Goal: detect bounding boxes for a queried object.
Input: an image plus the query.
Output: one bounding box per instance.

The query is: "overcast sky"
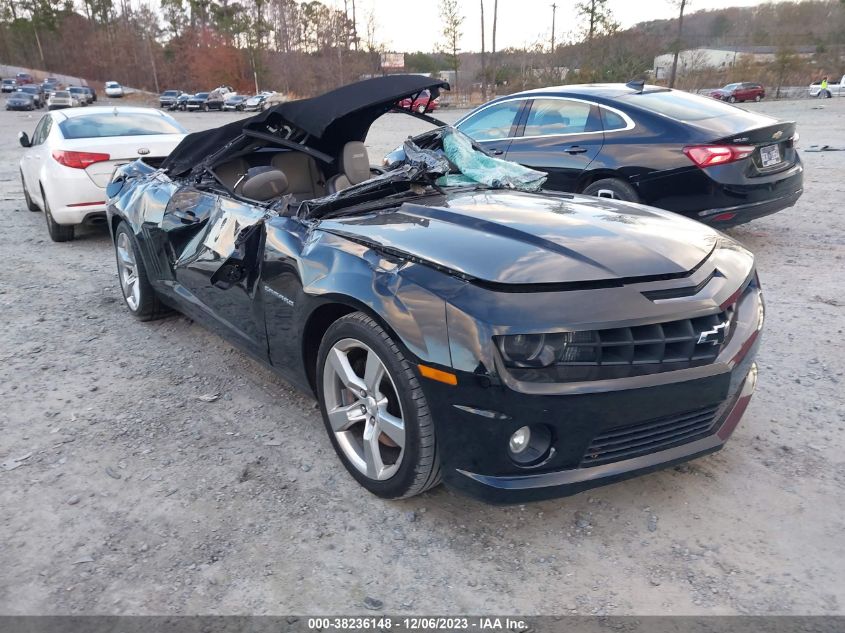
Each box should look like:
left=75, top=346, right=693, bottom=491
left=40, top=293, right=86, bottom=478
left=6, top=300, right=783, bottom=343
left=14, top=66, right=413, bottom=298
left=358, top=0, right=784, bottom=52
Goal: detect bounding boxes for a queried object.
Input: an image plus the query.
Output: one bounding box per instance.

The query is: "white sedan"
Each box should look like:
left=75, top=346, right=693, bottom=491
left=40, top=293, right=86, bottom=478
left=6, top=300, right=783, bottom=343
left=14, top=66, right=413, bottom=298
left=18, top=106, right=187, bottom=242
left=104, top=81, right=124, bottom=98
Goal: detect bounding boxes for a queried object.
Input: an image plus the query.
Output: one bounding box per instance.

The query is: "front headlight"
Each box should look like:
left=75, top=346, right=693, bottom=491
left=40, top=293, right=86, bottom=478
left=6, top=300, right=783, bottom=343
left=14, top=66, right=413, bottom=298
left=496, top=331, right=599, bottom=368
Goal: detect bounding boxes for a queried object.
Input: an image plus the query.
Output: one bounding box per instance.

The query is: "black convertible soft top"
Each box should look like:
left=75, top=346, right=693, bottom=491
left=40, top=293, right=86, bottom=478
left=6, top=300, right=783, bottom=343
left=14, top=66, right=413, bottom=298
left=162, top=75, right=449, bottom=177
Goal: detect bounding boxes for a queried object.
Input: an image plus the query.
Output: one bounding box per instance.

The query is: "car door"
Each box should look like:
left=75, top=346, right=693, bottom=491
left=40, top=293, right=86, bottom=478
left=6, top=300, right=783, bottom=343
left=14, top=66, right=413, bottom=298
left=21, top=114, right=52, bottom=204
left=504, top=97, right=605, bottom=192
left=454, top=98, right=528, bottom=157
left=161, top=186, right=269, bottom=358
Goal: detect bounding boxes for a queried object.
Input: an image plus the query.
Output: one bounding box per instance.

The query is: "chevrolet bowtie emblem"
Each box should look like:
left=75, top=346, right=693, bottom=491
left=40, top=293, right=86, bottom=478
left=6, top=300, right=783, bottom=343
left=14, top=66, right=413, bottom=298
left=772, top=130, right=783, bottom=140
left=698, top=321, right=730, bottom=346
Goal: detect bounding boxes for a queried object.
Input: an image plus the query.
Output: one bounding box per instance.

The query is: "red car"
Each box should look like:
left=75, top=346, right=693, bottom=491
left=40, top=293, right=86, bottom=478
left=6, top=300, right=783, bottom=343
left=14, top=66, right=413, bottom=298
left=15, top=72, right=34, bottom=85
left=710, top=82, right=765, bottom=103
left=398, top=89, right=439, bottom=114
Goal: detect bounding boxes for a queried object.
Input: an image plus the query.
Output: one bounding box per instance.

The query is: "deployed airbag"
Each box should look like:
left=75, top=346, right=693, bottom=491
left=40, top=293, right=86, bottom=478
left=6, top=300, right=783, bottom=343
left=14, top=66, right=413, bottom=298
left=437, top=127, right=547, bottom=191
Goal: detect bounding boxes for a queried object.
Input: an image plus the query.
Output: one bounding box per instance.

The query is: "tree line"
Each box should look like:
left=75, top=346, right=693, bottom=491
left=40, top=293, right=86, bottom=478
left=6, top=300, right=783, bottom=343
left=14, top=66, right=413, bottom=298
left=0, top=0, right=843, bottom=98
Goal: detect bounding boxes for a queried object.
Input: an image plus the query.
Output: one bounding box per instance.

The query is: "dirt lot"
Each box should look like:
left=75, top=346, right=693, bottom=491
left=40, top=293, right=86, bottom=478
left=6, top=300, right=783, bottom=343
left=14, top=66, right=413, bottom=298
left=0, top=99, right=843, bottom=616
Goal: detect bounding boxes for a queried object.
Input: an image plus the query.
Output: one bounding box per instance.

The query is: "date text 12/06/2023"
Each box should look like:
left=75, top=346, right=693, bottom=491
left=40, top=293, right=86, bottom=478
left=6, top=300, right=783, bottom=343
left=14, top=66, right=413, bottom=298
left=306, top=616, right=529, bottom=631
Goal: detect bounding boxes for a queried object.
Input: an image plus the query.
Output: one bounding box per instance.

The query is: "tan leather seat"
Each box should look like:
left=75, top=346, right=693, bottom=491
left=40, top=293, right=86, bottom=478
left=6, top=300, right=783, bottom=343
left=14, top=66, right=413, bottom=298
left=270, top=152, right=326, bottom=200
left=327, top=142, right=371, bottom=193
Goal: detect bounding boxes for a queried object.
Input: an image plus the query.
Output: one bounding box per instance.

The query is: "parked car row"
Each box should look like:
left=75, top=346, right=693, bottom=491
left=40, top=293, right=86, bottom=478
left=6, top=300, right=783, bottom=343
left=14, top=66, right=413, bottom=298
left=159, top=88, right=283, bottom=112
left=3, top=75, right=102, bottom=111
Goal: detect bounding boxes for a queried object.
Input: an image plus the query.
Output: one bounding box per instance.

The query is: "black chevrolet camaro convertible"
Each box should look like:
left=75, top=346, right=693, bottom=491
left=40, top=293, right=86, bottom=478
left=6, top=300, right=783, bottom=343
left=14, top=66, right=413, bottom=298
left=106, top=76, right=764, bottom=503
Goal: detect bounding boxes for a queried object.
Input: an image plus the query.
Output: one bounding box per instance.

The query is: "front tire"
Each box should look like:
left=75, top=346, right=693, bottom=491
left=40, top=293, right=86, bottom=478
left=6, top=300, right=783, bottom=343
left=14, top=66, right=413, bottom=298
left=41, top=186, right=74, bottom=242
left=728, top=96, right=737, bottom=103
left=582, top=178, right=640, bottom=203
left=114, top=222, right=168, bottom=321
left=416, top=104, right=427, bottom=114
left=754, top=95, right=762, bottom=102
left=316, top=312, right=441, bottom=499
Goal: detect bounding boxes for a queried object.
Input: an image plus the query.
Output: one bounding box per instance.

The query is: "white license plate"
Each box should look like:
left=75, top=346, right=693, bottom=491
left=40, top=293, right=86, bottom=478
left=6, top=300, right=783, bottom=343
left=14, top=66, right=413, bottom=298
left=760, top=144, right=782, bottom=167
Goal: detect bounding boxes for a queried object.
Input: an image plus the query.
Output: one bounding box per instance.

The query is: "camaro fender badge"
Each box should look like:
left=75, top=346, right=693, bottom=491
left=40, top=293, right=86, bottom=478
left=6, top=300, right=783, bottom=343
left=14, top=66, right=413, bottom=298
left=697, top=321, right=730, bottom=346
left=772, top=130, right=783, bottom=140
left=137, top=147, right=150, bottom=155
left=263, top=285, right=295, bottom=307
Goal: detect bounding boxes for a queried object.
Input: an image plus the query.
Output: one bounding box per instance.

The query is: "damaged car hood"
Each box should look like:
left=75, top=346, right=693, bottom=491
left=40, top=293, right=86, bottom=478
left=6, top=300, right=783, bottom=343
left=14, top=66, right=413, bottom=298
left=319, top=190, right=719, bottom=287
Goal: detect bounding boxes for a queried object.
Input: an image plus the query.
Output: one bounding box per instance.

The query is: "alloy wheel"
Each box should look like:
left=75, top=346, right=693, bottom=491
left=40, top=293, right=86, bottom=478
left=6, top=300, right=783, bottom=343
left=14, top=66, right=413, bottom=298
left=116, top=232, right=141, bottom=310
left=322, top=338, right=406, bottom=481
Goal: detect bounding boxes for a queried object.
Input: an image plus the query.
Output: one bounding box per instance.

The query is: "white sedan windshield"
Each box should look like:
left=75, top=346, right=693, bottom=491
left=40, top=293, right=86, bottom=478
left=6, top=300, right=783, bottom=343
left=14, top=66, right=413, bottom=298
left=59, top=113, right=187, bottom=139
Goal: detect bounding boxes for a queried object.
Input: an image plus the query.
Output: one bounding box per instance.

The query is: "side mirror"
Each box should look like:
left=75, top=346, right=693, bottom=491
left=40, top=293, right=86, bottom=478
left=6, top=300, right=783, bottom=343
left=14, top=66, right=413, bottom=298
left=18, top=131, right=30, bottom=148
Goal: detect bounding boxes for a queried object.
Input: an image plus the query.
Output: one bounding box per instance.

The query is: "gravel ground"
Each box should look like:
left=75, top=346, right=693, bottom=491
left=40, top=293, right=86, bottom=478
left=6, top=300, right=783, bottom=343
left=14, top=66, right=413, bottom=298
left=0, top=99, right=843, bottom=616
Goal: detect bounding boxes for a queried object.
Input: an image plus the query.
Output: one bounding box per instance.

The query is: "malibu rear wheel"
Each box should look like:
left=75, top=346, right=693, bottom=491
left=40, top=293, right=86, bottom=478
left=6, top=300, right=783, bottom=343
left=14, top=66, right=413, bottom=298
left=317, top=312, right=440, bottom=499
left=583, top=178, right=639, bottom=203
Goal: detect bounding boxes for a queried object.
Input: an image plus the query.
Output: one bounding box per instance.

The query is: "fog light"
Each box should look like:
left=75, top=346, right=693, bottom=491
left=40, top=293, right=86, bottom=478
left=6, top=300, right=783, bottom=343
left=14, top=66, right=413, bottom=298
left=507, top=424, right=553, bottom=466
left=509, top=426, right=531, bottom=454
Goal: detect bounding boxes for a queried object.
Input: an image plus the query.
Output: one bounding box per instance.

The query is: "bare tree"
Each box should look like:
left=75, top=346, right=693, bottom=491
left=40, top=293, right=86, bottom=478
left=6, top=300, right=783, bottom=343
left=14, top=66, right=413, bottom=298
left=575, top=0, right=616, bottom=42
left=439, top=0, right=463, bottom=93
left=668, top=0, right=689, bottom=88
left=773, top=46, right=800, bottom=98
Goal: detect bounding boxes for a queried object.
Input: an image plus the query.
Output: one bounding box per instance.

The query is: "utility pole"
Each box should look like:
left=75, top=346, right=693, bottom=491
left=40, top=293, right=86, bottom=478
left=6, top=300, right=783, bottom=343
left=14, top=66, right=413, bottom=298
left=668, top=0, right=687, bottom=88
left=480, top=0, right=487, bottom=101
left=146, top=36, right=160, bottom=94
left=351, top=0, right=358, bottom=50
left=491, top=0, right=497, bottom=95
left=551, top=3, right=557, bottom=54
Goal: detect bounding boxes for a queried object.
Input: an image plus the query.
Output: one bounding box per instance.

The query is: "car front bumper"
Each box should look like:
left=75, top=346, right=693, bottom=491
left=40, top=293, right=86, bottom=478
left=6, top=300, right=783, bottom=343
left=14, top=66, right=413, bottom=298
left=424, top=354, right=758, bottom=503
left=453, top=363, right=756, bottom=503
left=418, top=282, right=763, bottom=503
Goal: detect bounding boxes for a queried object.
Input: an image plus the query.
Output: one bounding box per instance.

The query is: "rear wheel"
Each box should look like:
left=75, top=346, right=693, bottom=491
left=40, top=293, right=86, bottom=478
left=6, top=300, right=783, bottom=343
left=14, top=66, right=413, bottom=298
left=317, top=312, right=440, bottom=499
left=416, top=103, right=427, bottom=114
left=114, top=222, right=168, bottom=320
left=21, top=170, right=38, bottom=212
left=582, top=178, right=639, bottom=203
left=41, top=186, right=74, bottom=242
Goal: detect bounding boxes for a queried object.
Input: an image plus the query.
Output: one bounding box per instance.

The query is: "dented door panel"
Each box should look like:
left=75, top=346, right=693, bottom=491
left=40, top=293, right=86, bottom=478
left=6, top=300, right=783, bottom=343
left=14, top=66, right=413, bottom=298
left=261, top=217, right=452, bottom=392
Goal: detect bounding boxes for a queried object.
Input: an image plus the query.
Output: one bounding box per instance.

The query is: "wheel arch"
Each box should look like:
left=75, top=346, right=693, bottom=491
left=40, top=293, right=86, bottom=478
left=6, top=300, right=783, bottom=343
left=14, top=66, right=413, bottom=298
left=576, top=168, right=632, bottom=193
left=300, top=295, right=429, bottom=397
